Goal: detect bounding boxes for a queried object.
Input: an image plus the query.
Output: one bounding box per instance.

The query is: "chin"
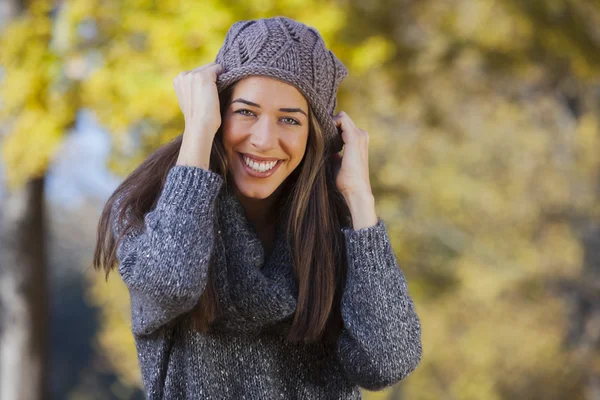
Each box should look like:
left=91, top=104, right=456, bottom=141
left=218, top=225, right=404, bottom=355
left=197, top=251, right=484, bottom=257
left=233, top=179, right=281, bottom=200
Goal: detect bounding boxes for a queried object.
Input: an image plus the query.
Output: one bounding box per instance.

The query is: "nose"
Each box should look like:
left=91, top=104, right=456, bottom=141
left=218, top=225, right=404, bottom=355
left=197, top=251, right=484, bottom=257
left=249, top=116, right=278, bottom=152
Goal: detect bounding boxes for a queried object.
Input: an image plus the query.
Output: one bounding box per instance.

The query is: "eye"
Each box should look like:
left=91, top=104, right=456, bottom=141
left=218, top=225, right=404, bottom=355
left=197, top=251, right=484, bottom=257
left=282, top=117, right=300, bottom=125
left=235, top=109, right=255, bottom=116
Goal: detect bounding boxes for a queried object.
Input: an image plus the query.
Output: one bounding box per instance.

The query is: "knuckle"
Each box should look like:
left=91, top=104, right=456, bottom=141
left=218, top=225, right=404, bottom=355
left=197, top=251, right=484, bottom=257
left=196, top=71, right=209, bottom=81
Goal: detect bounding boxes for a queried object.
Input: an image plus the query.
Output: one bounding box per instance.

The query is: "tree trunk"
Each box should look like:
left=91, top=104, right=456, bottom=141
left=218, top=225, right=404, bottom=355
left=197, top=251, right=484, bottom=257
left=0, top=3, right=48, bottom=400
left=0, top=177, right=49, bottom=400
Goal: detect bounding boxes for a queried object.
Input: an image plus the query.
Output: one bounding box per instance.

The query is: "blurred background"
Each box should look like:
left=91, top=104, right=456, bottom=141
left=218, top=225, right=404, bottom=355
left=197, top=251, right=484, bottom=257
left=1, top=0, right=599, bottom=399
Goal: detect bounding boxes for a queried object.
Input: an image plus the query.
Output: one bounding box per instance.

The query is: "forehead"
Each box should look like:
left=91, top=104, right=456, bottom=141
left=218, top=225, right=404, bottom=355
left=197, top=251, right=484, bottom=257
left=231, top=76, right=308, bottom=107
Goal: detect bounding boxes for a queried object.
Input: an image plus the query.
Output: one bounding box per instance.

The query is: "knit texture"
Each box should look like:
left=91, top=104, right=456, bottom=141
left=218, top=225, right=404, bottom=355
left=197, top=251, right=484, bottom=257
left=114, top=166, right=422, bottom=399
left=215, top=16, right=348, bottom=155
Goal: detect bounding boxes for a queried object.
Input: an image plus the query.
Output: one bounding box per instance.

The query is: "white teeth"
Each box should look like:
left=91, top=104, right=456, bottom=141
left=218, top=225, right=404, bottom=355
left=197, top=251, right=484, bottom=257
left=243, top=155, right=278, bottom=172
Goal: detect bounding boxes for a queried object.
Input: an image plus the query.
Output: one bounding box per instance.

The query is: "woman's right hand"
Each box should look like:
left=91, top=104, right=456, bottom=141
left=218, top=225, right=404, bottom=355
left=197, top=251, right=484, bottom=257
left=173, top=62, right=223, bottom=169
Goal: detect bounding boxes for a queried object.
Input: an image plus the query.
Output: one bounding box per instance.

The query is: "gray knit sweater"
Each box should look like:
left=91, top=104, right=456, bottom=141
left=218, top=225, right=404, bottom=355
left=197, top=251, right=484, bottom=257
left=113, top=165, right=422, bottom=399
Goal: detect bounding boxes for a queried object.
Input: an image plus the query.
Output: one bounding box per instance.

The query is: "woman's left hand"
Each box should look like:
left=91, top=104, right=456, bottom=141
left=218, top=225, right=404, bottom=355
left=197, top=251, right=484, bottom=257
left=332, top=111, right=373, bottom=199
left=332, top=112, right=378, bottom=229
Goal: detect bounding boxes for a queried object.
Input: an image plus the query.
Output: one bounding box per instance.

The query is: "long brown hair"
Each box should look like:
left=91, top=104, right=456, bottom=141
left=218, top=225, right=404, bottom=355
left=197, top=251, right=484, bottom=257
left=92, top=82, right=351, bottom=344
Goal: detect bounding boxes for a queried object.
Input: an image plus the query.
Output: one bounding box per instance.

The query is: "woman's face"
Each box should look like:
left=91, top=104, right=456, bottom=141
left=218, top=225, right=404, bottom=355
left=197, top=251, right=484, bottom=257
left=221, top=76, right=310, bottom=200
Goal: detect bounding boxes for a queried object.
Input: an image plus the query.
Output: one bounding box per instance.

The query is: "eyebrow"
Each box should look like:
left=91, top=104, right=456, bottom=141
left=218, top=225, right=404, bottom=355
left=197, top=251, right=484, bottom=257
left=231, top=98, right=308, bottom=117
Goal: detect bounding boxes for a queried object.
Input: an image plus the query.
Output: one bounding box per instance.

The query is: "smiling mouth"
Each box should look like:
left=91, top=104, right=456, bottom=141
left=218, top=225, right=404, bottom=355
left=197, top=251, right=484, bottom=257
left=240, top=153, right=282, bottom=172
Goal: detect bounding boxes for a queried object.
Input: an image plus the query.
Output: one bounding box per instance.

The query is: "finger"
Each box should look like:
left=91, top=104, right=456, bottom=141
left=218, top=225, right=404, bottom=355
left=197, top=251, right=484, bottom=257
left=333, top=111, right=357, bottom=130
left=334, top=118, right=349, bottom=144
left=191, top=63, right=223, bottom=82
left=172, top=75, right=184, bottom=105
left=192, top=62, right=217, bottom=72
left=173, top=78, right=182, bottom=100
left=207, top=63, right=223, bottom=80
left=183, top=62, right=221, bottom=76
left=334, top=116, right=348, bottom=131
left=334, top=114, right=361, bottom=143
left=185, top=61, right=216, bottom=74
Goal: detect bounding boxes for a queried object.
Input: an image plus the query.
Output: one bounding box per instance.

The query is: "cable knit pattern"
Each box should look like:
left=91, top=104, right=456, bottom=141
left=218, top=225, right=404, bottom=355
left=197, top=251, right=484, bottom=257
left=215, top=16, right=348, bottom=155
left=113, top=165, right=422, bottom=399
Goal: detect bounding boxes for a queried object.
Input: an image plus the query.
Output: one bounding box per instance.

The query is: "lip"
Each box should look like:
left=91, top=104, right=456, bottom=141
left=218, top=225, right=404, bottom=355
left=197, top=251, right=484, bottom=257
left=241, top=153, right=282, bottom=162
left=238, top=152, right=282, bottom=178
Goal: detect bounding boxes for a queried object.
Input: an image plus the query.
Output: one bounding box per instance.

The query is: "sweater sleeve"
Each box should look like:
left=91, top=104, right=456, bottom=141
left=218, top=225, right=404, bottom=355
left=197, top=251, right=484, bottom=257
left=336, top=218, right=422, bottom=391
left=112, top=166, right=223, bottom=336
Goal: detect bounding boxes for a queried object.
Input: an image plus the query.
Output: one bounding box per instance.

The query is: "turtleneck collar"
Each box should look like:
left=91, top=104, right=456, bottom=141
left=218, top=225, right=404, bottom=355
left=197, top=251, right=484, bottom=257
left=209, top=182, right=298, bottom=336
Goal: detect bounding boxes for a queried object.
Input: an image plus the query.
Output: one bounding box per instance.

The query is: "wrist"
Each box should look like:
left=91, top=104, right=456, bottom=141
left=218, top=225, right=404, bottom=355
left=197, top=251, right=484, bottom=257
left=177, top=131, right=214, bottom=169
left=343, top=190, right=374, bottom=209
left=176, top=150, right=211, bottom=169
left=344, top=192, right=377, bottom=230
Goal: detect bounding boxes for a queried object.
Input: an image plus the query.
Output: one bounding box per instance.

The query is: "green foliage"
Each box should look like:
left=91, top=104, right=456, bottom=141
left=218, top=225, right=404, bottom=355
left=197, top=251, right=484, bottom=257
left=0, top=0, right=78, bottom=188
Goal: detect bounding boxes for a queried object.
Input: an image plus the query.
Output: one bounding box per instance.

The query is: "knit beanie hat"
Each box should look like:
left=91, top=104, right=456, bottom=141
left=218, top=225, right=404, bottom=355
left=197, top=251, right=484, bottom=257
left=215, top=16, right=348, bottom=154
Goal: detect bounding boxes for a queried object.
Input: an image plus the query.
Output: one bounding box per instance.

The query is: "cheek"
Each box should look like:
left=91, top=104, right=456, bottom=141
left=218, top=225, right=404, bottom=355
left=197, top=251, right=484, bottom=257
left=221, top=121, right=245, bottom=153
left=283, top=132, right=308, bottom=161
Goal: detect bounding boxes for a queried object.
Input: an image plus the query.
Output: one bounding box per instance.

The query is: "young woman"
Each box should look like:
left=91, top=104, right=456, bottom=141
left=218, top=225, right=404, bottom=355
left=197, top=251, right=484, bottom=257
left=93, top=16, right=422, bottom=399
